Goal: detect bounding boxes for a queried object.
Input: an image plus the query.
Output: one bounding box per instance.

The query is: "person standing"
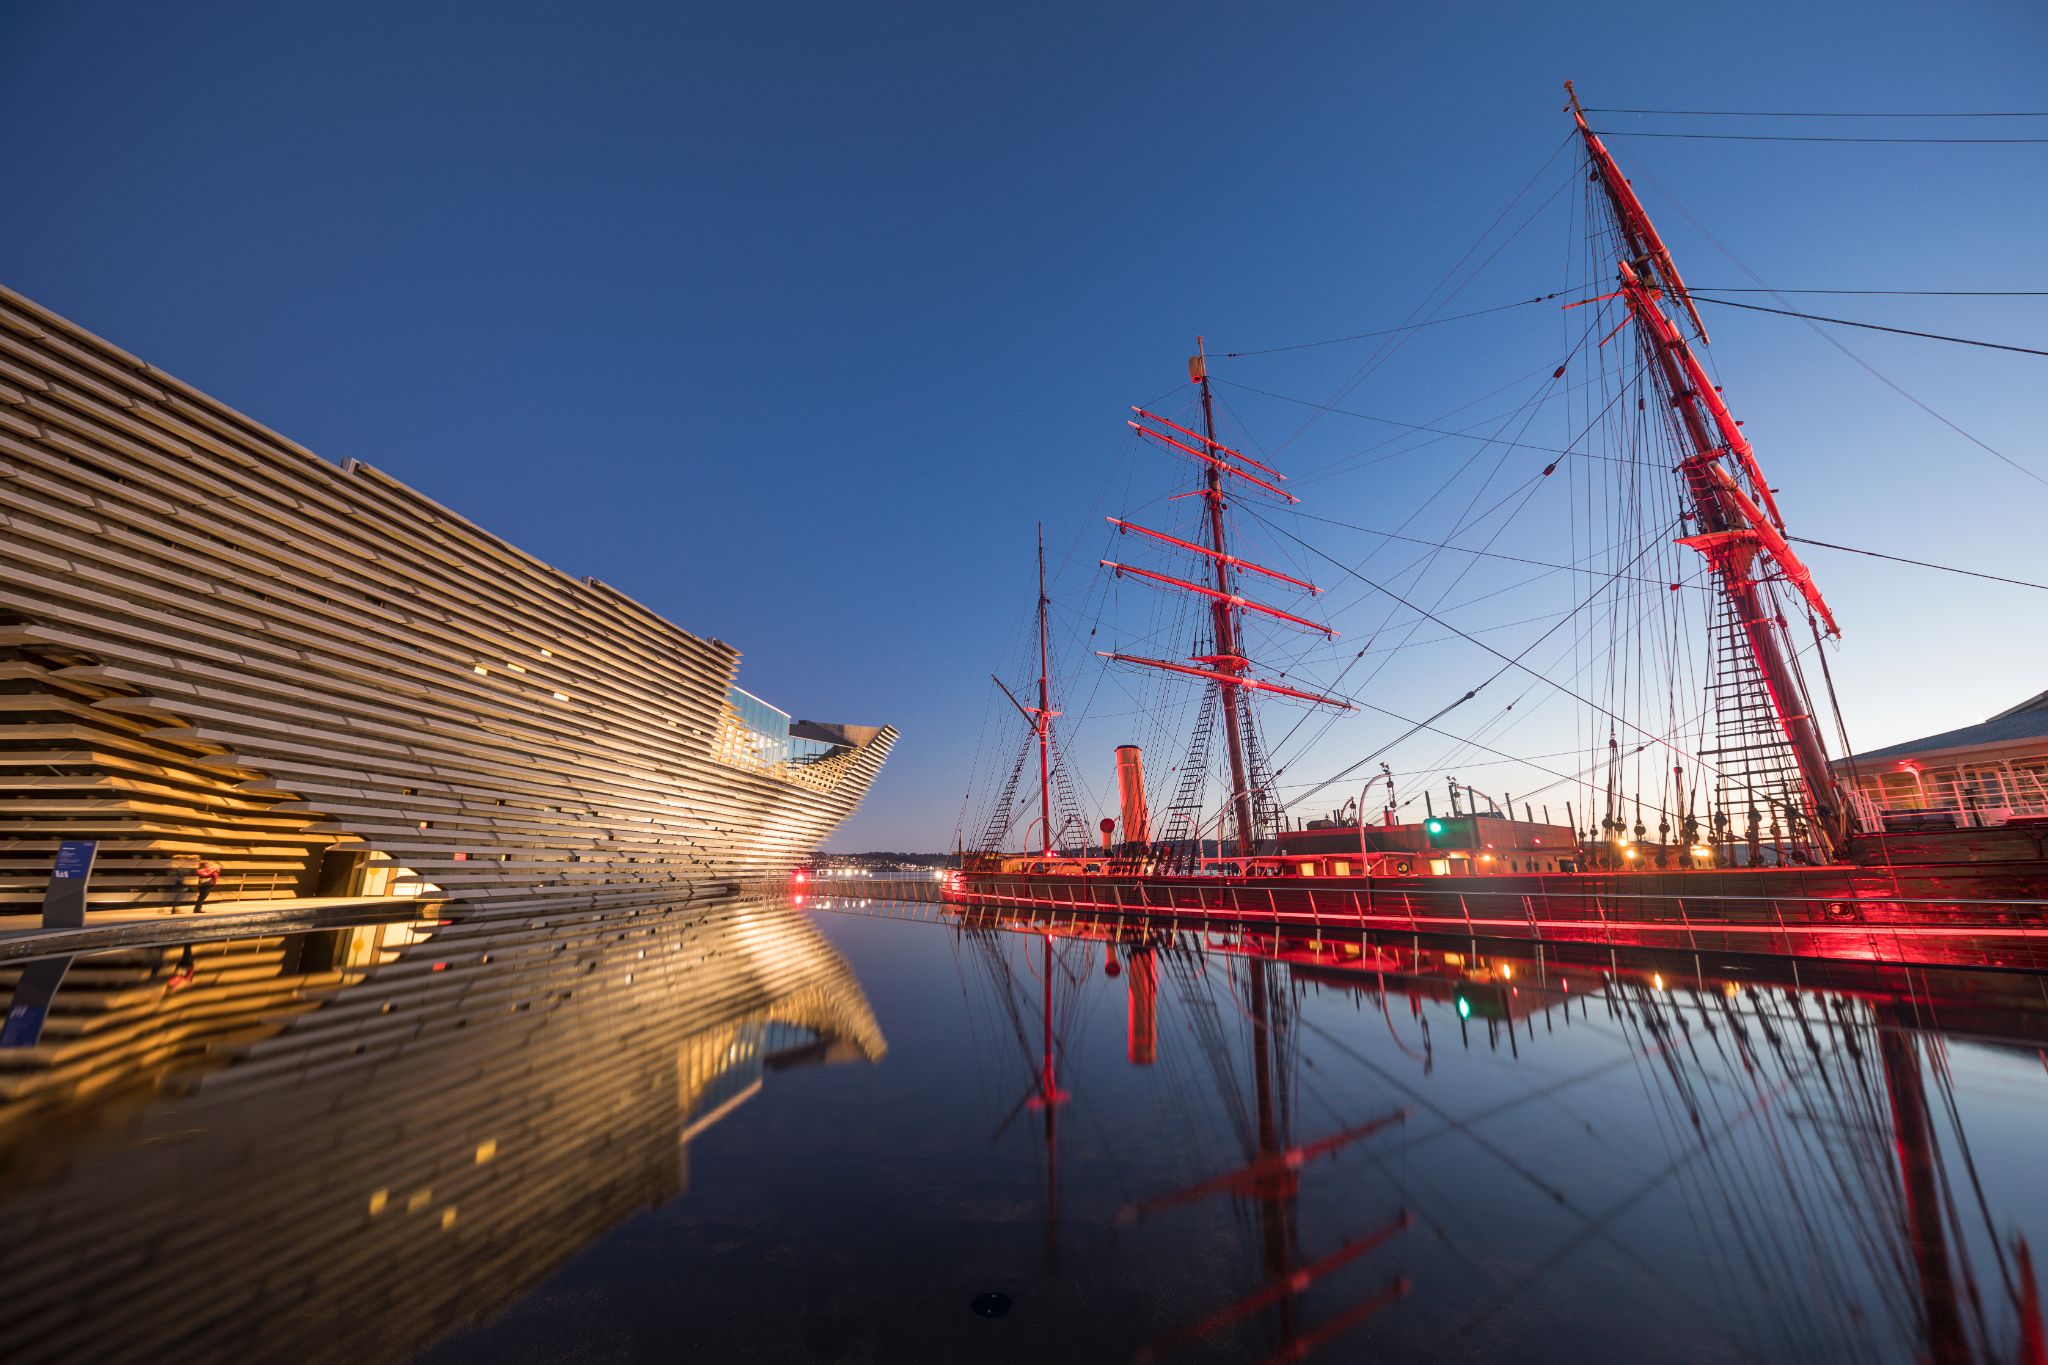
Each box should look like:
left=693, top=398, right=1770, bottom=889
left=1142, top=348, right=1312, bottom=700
left=191, top=859, right=221, bottom=913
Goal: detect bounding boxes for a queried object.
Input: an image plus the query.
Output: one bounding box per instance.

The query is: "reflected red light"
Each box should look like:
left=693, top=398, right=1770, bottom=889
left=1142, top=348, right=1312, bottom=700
left=431, top=962, right=449, bottom=972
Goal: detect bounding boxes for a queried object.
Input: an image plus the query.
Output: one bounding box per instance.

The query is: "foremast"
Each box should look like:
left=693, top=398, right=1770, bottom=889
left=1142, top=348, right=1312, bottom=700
left=990, top=524, right=1061, bottom=857
left=1101, top=342, right=1353, bottom=859
left=1566, top=82, right=1849, bottom=860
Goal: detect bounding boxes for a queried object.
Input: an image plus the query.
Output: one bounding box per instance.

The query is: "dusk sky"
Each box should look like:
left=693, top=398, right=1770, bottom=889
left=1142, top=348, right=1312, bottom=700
left=4, top=1, right=2042, bottom=850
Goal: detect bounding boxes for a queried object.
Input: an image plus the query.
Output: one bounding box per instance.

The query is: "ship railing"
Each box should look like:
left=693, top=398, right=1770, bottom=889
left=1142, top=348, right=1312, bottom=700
left=939, top=873, right=2048, bottom=968
left=1850, top=789, right=2048, bottom=834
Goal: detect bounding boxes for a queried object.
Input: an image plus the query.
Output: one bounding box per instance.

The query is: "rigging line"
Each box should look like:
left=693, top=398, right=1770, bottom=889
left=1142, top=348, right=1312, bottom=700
left=1268, top=529, right=1680, bottom=808
left=1269, top=131, right=1579, bottom=457
left=1252, top=506, right=1762, bottom=800
left=1584, top=107, right=2048, bottom=119
left=1593, top=129, right=2048, bottom=144
left=1787, top=536, right=2048, bottom=592
left=1293, top=354, right=1629, bottom=483
left=1629, top=161, right=2048, bottom=492
left=1691, top=287, right=2048, bottom=297
left=1216, top=293, right=1569, bottom=358
left=1691, top=294, right=2048, bottom=357
left=1263, top=350, right=1595, bottom=769
left=1265, top=339, right=1641, bottom=777
left=1213, top=376, right=1652, bottom=466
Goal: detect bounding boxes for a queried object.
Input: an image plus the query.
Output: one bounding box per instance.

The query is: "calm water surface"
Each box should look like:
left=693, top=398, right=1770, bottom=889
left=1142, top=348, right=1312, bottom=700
left=3, top=893, right=2046, bottom=1363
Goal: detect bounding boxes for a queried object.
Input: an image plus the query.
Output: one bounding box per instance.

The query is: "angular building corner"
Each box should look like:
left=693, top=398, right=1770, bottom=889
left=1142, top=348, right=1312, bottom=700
left=0, top=282, right=894, bottom=910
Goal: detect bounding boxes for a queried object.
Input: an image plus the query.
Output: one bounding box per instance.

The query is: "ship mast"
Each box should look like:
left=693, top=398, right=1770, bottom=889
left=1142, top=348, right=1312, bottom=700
left=1565, top=82, right=1849, bottom=860
left=988, top=524, right=1063, bottom=858
left=1036, top=524, right=1053, bottom=858
left=1100, top=346, right=1353, bottom=862
left=1197, top=340, right=1261, bottom=858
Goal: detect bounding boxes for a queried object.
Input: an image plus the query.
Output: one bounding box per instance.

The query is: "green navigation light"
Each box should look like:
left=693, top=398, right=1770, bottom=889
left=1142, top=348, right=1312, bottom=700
left=1425, top=819, right=1445, bottom=836
left=1455, top=994, right=1473, bottom=1020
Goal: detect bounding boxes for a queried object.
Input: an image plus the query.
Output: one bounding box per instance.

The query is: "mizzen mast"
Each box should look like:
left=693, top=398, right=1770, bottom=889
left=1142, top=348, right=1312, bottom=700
left=1566, top=82, right=1848, bottom=859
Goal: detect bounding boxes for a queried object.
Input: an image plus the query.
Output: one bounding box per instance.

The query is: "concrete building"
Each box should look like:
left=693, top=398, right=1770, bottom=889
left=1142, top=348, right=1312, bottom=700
left=0, top=284, right=893, bottom=910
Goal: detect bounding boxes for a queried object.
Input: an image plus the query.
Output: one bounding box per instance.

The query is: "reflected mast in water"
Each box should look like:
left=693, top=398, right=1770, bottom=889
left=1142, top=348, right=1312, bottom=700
left=936, top=895, right=2048, bottom=1363
left=1124, top=949, right=1413, bottom=1365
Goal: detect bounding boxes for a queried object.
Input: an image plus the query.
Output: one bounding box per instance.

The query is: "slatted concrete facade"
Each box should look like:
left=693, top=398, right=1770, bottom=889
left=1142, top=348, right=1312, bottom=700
left=0, top=283, right=894, bottom=909
left=0, top=895, right=884, bottom=1363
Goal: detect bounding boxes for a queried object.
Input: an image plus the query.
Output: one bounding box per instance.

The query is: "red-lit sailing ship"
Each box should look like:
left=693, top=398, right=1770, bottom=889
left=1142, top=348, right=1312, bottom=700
left=953, top=84, right=2048, bottom=971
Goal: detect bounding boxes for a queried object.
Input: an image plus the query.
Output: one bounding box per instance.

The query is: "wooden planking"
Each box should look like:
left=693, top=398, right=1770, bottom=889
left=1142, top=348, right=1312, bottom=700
left=0, top=283, right=894, bottom=908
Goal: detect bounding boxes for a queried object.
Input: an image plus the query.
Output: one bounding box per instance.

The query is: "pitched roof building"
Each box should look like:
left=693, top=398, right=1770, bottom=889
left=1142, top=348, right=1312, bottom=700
left=1832, top=690, right=2048, bottom=828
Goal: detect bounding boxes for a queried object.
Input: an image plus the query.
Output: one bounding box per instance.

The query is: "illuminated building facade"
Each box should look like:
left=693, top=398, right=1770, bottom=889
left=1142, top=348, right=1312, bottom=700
left=0, top=284, right=894, bottom=910
left=1835, top=689, right=2048, bottom=829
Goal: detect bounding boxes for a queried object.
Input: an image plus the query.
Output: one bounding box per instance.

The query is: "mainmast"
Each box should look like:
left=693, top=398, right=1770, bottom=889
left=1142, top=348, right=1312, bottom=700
left=1100, top=344, right=1352, bottom=861
left=1565, top=82, right=1849, bottom=860
left=1036, top=524, right=1054, bottom=857
left=1198, top=341, right=1261, bottom=858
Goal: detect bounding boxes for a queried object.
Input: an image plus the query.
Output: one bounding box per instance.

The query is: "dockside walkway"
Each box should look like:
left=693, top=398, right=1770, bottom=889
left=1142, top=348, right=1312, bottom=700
left=0, top=876, right=802, bottom=962
left=0, top=897, right=449, bottom=963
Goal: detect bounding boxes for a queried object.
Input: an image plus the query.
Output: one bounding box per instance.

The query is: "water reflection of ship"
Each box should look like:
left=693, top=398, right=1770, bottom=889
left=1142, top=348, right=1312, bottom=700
left=953, top=912, right=1416, bottom=1363
left=0, top=896, right=884, bottom=1365
left=948, top=903, right=2048, bottom=1363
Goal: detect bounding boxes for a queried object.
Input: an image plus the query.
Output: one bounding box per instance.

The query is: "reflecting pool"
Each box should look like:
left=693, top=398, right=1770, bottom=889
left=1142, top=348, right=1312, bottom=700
left=3, top=894, right=2046, bottom=1363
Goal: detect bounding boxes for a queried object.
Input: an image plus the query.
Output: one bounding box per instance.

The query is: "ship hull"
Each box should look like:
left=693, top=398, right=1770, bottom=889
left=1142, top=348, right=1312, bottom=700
left=954, top=849, right=2048, bottom=971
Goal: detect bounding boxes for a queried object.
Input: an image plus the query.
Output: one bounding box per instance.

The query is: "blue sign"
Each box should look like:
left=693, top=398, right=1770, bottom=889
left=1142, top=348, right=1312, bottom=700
left=52, top=841, right=96, bottom=879
left=42, top=841, right=96, bottom=929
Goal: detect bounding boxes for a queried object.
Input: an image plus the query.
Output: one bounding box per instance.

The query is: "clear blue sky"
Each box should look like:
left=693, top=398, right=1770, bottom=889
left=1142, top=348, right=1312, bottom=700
left=4, top=1, right=2043, bottom=848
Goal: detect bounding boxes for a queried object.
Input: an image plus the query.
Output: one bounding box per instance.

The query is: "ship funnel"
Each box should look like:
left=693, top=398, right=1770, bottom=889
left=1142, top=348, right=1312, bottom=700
left=1115, top=744, right=1151, bottom=849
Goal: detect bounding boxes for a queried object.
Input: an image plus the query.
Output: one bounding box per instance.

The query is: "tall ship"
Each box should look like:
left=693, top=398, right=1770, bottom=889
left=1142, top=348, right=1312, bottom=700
left=954, top=85, right=2048, bottom=969
left=0, top=284, right=894, bottom=912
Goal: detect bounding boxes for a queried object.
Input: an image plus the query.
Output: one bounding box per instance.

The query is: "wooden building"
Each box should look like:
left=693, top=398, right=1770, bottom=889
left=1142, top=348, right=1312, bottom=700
left=0, top=284, right=894, bottom=910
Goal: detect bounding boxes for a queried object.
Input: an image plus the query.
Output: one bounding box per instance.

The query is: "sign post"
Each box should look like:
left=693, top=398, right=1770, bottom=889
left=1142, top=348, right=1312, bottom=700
left=41, top=840, right=96, bottom=930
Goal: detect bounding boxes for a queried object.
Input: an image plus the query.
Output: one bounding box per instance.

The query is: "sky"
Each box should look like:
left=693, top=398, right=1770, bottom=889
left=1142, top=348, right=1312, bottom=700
left=2, top=0, right=2043, bottom=850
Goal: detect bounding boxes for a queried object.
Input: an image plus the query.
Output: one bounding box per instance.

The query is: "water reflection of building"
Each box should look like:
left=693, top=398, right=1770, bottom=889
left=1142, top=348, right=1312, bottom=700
left=0, top=895, right=882, bottom=1364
